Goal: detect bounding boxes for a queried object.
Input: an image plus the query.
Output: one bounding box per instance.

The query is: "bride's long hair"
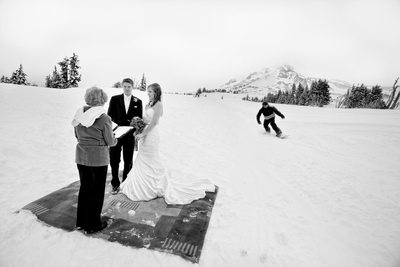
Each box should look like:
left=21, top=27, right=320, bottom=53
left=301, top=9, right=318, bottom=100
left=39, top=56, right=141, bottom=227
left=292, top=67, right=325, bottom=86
left=148, top=83, right=162, bottom=107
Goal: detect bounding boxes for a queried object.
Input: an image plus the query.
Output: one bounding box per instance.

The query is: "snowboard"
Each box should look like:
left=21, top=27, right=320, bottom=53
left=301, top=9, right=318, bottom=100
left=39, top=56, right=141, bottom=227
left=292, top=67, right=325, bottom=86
left=262, top=131, right=288, bottom=139
left=276, top=134, right=288, bottom=139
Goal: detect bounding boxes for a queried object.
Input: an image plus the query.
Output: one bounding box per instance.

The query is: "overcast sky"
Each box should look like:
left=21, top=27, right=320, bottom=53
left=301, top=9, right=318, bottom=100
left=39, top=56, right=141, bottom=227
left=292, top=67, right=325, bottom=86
left=1, top=0, right=399, bottom=91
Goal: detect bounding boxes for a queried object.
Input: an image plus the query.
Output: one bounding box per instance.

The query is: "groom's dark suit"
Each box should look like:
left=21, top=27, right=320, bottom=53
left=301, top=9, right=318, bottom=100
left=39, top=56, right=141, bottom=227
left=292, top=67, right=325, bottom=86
left=107, top=94, right=143, bottom=188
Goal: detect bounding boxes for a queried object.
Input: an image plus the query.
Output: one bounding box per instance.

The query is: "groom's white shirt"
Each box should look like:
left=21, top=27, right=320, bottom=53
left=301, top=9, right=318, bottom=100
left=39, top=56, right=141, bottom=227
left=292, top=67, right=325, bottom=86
left=124, top=94, right=132, bottom=114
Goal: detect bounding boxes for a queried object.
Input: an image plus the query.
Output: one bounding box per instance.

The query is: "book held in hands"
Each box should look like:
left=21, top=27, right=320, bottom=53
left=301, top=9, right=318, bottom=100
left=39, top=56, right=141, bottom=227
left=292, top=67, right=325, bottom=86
left=112, top=121, right=133, bottom=139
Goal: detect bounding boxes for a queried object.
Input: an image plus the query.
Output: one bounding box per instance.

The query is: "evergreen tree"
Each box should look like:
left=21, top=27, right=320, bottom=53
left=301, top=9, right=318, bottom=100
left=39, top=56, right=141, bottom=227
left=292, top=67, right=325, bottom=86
left=140, top=73, right=147, bottom=91
left=309, top=80, right=331, bottom=106
left=276, top=90, right=283, bottom=103
left=341, top=84, right=385, bottom=109
left=113, top=81, right=122, bottom=88
left=296, top=83, right=304, bottom=105
left=369, top=85, right=383, bottom=102
left=299, top=84, right=310, bottom=105
left=347, top=84, right=369, bottom=108
left=309, top=81, right=319, bottom=105
left=316, top=79, right=331, bottom=106
left=0, top=75, right=6, bottom=83
left=10, top=64, right=28, bottom=85
left=366, top=85, right=385, bottom=108
left=284, top=91, right=290, bottom=104
left=45, top=75, right=52, bottom=88
left=10, top=70, right=18, bottom=84
left=266, top=92, right=276, bottom=103
left=69, top=53, right=81, bottom=87
left=58, top=57, right=69, bottom=88
left=195, top=88, right=202, bottom=97
left=290, top=83, right=296, bottom=104
left=51, top=66, right=61, bottom=88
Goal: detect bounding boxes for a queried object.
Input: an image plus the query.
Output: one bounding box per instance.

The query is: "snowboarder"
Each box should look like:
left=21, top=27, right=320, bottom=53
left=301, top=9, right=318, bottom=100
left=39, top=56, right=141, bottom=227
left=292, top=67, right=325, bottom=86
left=256, top=101, right=285, bottom=137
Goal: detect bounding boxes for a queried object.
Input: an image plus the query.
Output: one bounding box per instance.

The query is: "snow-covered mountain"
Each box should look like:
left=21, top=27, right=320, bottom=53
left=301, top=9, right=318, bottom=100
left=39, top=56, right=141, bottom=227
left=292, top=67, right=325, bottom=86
left=219, top=65, right=352, bottom=97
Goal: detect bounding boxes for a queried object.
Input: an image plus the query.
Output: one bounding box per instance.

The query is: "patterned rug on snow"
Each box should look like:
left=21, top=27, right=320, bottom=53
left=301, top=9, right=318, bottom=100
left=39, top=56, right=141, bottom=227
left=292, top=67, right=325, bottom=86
left=20, top=176, right=218, bottom=263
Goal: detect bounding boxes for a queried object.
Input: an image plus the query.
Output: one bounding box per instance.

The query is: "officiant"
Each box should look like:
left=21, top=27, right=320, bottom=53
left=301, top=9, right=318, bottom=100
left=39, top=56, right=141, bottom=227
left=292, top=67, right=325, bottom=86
left=108, top=78, right=143, bottom=194
left=72, top=86, right=118, bottom=234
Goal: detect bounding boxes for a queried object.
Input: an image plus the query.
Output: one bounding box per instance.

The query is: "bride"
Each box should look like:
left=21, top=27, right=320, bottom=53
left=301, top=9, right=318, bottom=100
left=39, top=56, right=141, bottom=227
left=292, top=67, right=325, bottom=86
left=119, top=83, right=215, bottom=205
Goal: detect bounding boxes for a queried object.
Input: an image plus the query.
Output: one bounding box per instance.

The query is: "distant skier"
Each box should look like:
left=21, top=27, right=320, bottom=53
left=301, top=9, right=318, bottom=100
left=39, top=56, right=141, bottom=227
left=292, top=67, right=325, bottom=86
left=256, top=101, right=285, bottom=137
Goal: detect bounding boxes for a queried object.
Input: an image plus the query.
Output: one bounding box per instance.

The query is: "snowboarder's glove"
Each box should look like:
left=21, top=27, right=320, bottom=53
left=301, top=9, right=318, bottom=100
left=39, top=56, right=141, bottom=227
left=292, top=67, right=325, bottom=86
left=257, top=121, right=261, bottom=124
left=281, top=115, right=285, bottom=119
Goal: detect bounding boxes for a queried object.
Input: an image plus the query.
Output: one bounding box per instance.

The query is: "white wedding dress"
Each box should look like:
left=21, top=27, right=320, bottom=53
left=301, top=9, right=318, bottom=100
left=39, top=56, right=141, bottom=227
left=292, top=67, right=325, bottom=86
left=120, top=107, right=215, bottom=205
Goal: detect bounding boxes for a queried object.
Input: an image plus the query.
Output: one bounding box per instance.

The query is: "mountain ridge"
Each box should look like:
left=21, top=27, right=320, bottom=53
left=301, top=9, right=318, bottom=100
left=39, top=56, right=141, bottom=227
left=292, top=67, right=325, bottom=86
left=218, top=65, right=389, bottom=97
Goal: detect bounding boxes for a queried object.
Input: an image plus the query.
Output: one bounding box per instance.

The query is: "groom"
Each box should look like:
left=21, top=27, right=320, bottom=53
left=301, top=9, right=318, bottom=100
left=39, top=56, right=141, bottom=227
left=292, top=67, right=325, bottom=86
left=108, top=78, right=143, bottom=194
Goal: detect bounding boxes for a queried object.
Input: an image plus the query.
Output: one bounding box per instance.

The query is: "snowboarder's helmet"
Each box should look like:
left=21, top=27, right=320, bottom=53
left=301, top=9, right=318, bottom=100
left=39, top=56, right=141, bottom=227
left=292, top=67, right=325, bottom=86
left=262, top=101, right=268, bottom=106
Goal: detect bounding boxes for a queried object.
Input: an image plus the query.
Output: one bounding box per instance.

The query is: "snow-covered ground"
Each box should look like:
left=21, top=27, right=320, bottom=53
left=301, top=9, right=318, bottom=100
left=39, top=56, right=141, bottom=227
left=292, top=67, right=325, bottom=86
left=0, top=84, right=399, bottom=267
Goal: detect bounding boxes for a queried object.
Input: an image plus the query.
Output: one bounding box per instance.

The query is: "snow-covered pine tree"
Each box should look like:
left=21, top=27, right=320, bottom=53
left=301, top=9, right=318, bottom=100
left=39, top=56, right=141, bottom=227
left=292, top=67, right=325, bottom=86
left=113, top=81, right=122, bottom=88
left=51, top=66, right=62, bottom=88
left=276, top=90, right=283, bottom=103
left=10, top=71, right=18, bottom=84
left=366, top=85, right=385, bottom=108
left=58, top=57, right=69, bottom=89
left=10, top=64, right=28, bottom=85
left=140, top=74, right=146, bottom=91
left=69, top=53, right=81, bottom=87
left=289, top=84, right=296, bottom=104
left=299, top=84, right=310, bottom=105
left=347, top=84, right=369, bottom=108
left=284, top=91, right=290, bottom=104
left=309, top=81, right=319, bottom=105
left=45, top=75, right=52, bottom=88
left=266, top=92, right=277, bottom=103
left=295, top=83, right=304, bottom=105
left=316, top=79, right=331, bottom=106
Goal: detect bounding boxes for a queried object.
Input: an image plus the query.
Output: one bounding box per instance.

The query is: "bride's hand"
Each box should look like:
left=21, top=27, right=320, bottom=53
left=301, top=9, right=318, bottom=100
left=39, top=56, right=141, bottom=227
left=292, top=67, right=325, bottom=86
left=135, top=133, right=145, bottom=140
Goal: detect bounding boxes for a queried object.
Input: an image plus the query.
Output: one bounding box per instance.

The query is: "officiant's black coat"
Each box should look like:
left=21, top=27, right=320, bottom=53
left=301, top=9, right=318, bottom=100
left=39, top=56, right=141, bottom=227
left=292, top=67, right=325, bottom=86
left=107, top=94, right=143, bottom=187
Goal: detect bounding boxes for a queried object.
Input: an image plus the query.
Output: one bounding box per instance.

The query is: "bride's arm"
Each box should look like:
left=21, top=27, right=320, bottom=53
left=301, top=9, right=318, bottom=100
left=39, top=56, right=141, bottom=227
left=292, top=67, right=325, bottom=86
left=140, top=102, right=163, bottom=137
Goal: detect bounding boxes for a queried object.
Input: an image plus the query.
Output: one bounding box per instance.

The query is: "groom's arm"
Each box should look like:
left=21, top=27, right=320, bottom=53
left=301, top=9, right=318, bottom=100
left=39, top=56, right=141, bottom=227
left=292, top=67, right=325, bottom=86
left=107, top=96, right=125, bottom=125
left=107, top=96, right=116, bottom=122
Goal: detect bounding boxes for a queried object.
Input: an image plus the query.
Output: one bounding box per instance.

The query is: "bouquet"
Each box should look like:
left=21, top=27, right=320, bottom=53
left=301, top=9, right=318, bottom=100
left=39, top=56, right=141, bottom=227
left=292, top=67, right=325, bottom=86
left=130, top=117, right=146, bottom=150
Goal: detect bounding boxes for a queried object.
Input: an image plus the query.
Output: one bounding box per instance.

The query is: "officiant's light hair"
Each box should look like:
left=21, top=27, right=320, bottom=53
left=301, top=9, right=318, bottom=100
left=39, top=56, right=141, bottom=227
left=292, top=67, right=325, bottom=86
left=85, top=86, right=108, bottom=106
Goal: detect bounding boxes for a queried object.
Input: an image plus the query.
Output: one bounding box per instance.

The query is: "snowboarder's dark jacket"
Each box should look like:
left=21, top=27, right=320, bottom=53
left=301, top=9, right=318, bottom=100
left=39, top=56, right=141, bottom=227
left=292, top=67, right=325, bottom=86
left=256, top=106, right=284, bottom=124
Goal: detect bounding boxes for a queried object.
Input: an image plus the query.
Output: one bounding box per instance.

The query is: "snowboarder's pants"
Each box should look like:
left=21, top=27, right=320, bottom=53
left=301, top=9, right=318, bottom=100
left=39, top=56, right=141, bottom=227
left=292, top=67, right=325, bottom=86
left=76, top=164, right=107, bottom=231
left=264, top=118, right=281, bottom=134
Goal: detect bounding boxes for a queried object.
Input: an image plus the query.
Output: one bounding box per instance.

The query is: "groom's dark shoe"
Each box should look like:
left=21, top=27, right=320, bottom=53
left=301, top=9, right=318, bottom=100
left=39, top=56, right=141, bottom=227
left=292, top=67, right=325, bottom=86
left=111, top=186, right=120, bottom=195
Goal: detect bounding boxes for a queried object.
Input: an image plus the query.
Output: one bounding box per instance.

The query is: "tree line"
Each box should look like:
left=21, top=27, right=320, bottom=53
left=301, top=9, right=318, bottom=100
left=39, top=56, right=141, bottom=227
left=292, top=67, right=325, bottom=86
left=1, top=53, right=81, bottom=89
left=242, top=77, right=399, bottom=109
left=243, top=79, right=331, bottom=107
left=336, top=78, right=399, bottom=109
left=1, top=64, right=33, bottom=86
